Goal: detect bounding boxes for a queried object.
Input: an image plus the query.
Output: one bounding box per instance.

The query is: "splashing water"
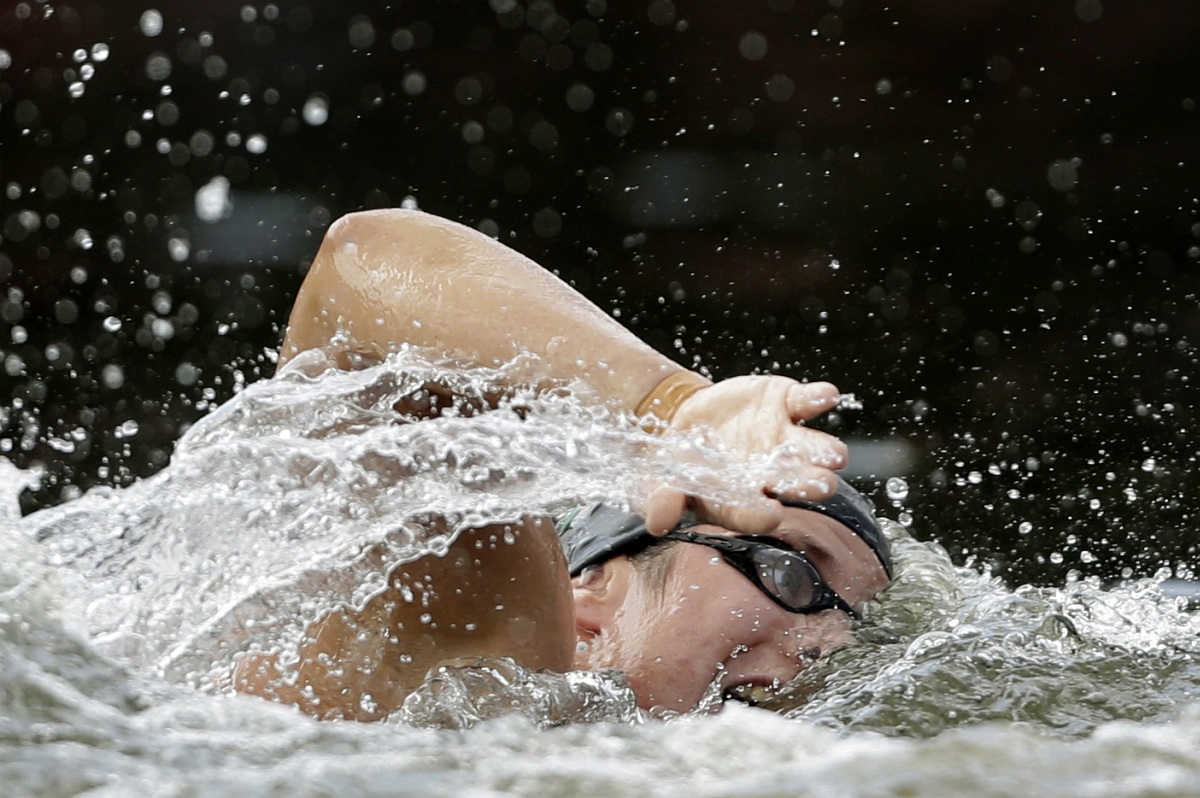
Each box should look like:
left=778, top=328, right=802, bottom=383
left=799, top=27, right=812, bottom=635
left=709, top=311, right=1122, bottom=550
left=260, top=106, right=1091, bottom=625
left=3, top=350, right=1200, bottom=796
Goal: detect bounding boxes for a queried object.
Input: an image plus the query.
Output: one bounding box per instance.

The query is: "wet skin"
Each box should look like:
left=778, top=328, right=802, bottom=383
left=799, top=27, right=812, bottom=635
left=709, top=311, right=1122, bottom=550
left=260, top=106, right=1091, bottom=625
left=572, top=506, right=891, bottom=713
left=234, top=505, right=888, bottom=719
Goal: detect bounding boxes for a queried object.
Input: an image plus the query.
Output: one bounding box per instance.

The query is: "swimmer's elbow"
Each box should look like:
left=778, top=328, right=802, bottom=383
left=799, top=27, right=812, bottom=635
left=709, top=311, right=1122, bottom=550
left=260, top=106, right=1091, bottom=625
left=322, top=207, right=460, bottom=253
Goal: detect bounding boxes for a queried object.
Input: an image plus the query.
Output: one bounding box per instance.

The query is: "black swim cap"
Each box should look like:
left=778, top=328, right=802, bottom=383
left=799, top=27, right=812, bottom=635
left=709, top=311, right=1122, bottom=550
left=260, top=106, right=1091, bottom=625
left=556, top=475, right=892, bottom=579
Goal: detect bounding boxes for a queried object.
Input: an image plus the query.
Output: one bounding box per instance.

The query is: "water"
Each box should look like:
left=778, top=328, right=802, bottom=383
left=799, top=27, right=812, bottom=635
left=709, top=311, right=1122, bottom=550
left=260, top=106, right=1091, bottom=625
left=3, top=350, right=1200, bottom=797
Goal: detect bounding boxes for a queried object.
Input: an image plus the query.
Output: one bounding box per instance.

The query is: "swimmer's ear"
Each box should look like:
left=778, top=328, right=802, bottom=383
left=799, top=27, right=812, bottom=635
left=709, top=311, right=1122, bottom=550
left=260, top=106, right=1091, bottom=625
left=571, top=559, right=629, bottom=638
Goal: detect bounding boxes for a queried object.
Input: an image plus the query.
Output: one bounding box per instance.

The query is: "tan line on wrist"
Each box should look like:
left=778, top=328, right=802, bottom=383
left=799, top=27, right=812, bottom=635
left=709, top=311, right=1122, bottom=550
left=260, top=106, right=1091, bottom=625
left=635, top=370, right=712, bottom=430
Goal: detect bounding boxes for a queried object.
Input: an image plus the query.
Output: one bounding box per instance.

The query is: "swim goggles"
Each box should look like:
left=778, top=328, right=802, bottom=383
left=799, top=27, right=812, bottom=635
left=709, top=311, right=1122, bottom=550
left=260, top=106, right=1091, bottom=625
left=660, top=528, right=860, bottom=618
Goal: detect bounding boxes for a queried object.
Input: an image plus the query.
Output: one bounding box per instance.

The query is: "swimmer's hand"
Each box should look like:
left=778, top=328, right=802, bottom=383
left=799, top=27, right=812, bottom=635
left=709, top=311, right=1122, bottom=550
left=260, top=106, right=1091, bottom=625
left=643, top=377, right=847, bottom=535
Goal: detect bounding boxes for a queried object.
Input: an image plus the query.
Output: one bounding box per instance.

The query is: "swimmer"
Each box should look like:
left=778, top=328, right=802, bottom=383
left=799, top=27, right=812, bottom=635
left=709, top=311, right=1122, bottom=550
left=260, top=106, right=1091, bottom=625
left=233, top=209, right=892, bottom=719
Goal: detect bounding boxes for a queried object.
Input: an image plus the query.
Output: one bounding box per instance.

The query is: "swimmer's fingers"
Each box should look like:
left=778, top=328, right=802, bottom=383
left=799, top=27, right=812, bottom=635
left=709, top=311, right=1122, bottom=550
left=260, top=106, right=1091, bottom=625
left=762, top=431, right=846, bottom=502
left=643, top=484, right=688, bottom=535
left=671, top=376, right=847, bottom=467
left=778, top=425, right=848, bottom=471
left=785, top=381, right=842, bottom=424
left=692, top=497, right=783, bottom=537
left=645, top=488, right=784, bottom=537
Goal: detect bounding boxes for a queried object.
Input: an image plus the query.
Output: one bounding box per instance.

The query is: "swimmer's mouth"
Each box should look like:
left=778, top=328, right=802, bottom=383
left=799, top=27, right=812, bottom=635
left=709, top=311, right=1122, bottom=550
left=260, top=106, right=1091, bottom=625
left=721, top=683, right=777, bottom=707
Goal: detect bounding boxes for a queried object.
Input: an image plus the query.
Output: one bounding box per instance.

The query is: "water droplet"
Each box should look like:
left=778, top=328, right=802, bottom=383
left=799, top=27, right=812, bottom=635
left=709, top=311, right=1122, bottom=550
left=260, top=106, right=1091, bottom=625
left=195, top=176, right=232, bottom=222
left=101, top=364, right=125, bottom=389
left=302, top=95, right=329, bottom=126
left=739, top=31, right=768, bottom=61
left=167, top=236, right=190, bottom=262
left=885, top=476, right=909, bottom=502
left=245, top=134, right=267, bottom=154
left=140, top=9, right=164, bottom=37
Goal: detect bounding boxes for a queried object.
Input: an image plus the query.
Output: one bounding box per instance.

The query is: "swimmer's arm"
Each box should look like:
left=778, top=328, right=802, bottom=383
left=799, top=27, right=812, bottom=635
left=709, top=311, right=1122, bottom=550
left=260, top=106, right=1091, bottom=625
left=281, top=209, right=849, bottom=529
left=233, top=517, right=575, bottom=721
left=280, top=208, right=676, bottom=413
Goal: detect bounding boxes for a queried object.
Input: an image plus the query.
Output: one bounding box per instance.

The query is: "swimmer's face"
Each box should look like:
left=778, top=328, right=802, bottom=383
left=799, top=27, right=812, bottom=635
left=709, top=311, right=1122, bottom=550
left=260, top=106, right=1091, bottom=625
left=571, top=506, right=890, bottom=713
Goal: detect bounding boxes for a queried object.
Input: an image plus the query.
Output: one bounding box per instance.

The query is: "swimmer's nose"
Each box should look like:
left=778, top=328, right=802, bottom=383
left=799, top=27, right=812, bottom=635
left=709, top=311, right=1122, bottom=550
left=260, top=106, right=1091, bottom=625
left=781, top=611, right=854, bottom=662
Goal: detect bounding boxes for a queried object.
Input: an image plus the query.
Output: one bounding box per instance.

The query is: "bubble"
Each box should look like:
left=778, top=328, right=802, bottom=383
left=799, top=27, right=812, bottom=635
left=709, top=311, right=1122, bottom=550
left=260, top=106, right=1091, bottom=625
left=4, top=353, right=25, bottom=377
left=1047, top=159, right=1080, bottom=192
left=73, top=48, right=88, bottom=63
left=739, top=31, right=768, bottom=61
left=195, top=176, right=232, bottom=222
left=605, top=107, right=634, bottom=137
left=80, top=64, right=95, bottom=80
left=461, top=120, right=484, bottom=144
left=875, top=78, right=892, bottom=95
left=532, top=207, right=562, bottom=239
left=1015, top=199, right=1042, bottom=230
left=455, top=76, right=484, bottom=106
left=101, top=364, right=125, bottom=390
left=69, top=81, right=86, bottom=98
left=102, top=316, right=122, bottom=332
left=1075, top=0, right=1103, bottom=22
left=183, top=130, right=213, bottom=159
left=648, top=0, right=676, bottom=25
left=91, top=43, right=110, bottom=62
left=986, top=188, right=1005, bottom=208
left=302, top=95, right=329, bottom=125
left=246, top=134, right=268, bottom=154
left=0, top=50, right=11, bottom=70
left=529, top=120, right=558, bottom=151
left=54, top=298, right=79, bottom=324
left=151, top=318, right=175, bottom=340
left=203, top=55, right=228, bottom=80
left=145, top=52, right=172, bottom=81
left=140, top=10, right=164, bottom=37
left=72, top=228, right=93, bottom=250
left=155, top=100, right=180, bottom=125
left=106, top=235, right=126, bottom=263
left=885, top=476, right=909, bottom=502
left=765, top=74, right=794, bottom=102
left=168, top=236, right=190, bottom=262
left=391, top=28, right=415, bottom=51
left=114, top=419, right=140, bottom=438
left=566, top=82, right=595, bottom=112
left=403, top=71, right=427, bottom=95
left=585, top=42, right=613, bottom=72
left=348, top=15, right=376, bottom=49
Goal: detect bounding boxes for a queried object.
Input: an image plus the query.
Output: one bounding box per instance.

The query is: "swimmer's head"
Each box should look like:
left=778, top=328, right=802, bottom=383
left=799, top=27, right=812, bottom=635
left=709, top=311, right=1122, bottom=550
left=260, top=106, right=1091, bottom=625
left=556, top=475, right=892, bottom=579
left=559, top=477, right=893, bottom=713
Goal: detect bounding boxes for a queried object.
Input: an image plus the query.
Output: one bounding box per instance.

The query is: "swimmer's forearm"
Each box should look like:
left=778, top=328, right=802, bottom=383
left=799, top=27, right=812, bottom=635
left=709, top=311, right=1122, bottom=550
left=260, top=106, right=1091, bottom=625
left=281, top=209, right=689, bottom=411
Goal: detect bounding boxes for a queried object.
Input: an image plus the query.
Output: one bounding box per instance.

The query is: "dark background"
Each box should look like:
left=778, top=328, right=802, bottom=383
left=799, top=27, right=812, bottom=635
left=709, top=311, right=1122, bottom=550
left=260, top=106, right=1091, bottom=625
left=2, top=0, right=1198, bottom=586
